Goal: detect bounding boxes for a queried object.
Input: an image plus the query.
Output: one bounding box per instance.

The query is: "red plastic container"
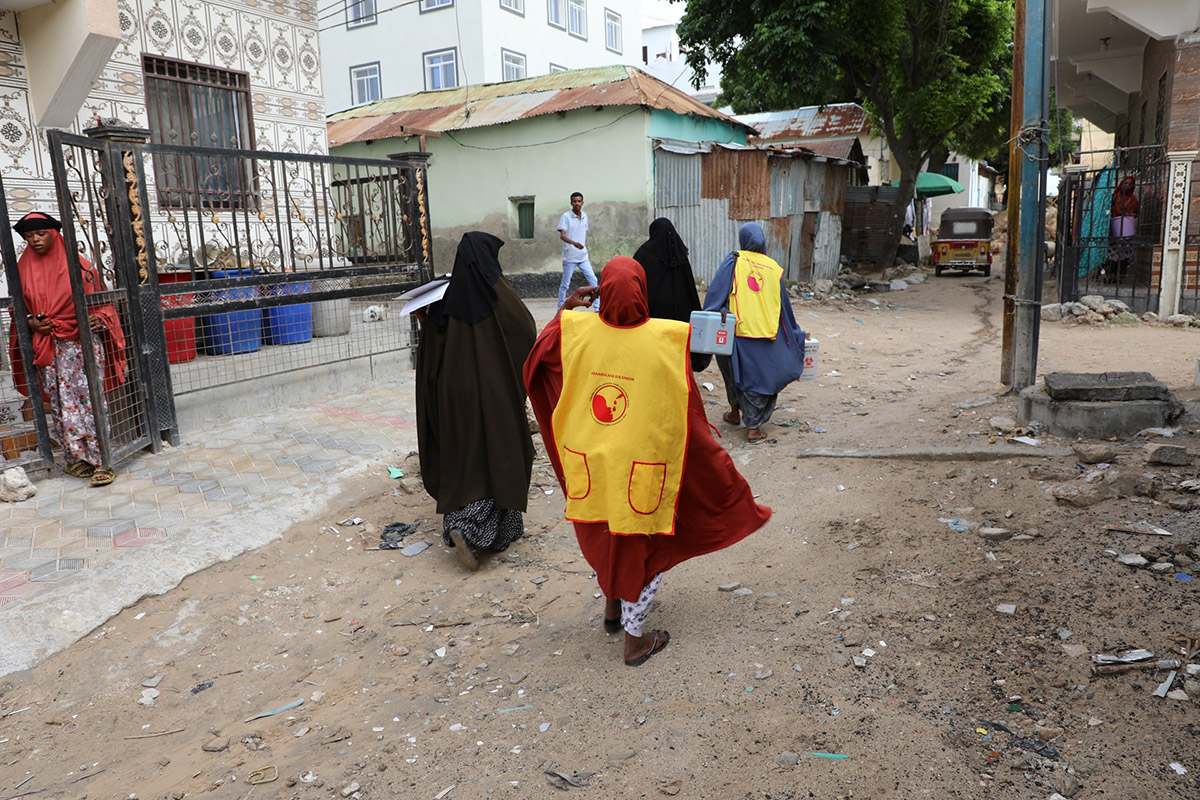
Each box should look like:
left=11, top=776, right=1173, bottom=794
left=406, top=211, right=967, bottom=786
left=158, top=269, right=197, bottom=363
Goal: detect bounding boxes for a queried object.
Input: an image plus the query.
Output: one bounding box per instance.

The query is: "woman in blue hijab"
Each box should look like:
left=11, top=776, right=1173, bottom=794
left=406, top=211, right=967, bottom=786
left=702, top=223, right=806, bottom=442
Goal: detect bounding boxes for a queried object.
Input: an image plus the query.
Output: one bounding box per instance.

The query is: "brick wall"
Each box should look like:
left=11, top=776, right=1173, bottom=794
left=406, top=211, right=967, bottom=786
left=1168, top=40, right=1200, bottom=152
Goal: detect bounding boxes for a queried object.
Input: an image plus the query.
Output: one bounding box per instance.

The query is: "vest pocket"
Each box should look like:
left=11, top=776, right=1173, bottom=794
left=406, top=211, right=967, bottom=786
left=628, top=461, right=666, bottom=515
left=562, top=447, right=591, bottom=499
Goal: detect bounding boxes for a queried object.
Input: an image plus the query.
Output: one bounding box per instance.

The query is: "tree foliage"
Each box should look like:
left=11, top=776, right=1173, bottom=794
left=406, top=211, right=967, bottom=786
left=676, top=0, right=1013, bottom=268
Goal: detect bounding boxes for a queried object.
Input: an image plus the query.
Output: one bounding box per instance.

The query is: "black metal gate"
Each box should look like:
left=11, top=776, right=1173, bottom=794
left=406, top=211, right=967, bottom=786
left=1055, top=146, right=1167, bottom=313
left=10, top=125, right=432, bottom=473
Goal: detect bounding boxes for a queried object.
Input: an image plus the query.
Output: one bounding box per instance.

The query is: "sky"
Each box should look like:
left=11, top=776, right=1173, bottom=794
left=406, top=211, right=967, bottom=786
left=641, top=0, right=685, bottom=27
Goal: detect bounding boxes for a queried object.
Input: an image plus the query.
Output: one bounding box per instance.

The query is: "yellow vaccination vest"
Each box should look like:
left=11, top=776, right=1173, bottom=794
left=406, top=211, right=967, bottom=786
left=553, top=312, right=690, bottom=535
left=730, top=250, right=783, bottom=339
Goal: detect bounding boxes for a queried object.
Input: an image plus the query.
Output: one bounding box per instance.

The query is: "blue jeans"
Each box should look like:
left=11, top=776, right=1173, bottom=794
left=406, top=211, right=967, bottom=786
left=559, top=258, right=598, bottom=309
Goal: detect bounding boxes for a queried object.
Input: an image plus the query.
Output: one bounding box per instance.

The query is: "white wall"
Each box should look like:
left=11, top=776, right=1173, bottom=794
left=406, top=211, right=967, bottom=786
left=322, top=0, right=643, bottom=114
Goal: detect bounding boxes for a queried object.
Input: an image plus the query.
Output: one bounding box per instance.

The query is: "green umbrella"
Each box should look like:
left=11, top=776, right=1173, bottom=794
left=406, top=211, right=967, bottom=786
left=892, top=171, right=966, bottom=197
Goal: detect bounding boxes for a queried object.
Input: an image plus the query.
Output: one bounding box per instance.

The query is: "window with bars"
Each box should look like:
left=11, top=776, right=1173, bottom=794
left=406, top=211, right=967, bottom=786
left=548, top=0, right=565, bottom=29
left=502, top=49, right=527, bottom=81
left=604, top=8, right=621, bottom=53
left=347, top=0, right=377, bottom=28
left=568, top=0, right=586, bottom=38
left=350, top=62, right=381, bottom=105
left=142, top=55, right=255, bottom=210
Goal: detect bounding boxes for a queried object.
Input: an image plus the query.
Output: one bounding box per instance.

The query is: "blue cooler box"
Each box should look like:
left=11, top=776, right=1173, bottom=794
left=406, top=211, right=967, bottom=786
left=689, top=310, right=736, bottom=356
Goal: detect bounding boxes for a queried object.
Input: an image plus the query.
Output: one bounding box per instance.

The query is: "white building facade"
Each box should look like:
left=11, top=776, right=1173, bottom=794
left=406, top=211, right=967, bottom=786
left=640, top=22, right=721, bottom=105
left=321, top=0, right=643, bottom=114
left=0, top=0, right=326, bottom=217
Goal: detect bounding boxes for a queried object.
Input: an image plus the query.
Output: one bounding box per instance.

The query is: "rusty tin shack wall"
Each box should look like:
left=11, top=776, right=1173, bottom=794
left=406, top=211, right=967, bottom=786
left=654, top=145, right=847, bottom=283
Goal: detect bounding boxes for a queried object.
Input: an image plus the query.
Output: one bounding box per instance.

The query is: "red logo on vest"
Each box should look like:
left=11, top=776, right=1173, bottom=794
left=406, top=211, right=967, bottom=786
left=590, top=383, right=629, bottom=425
left=746, top=268, right=765, bottom=293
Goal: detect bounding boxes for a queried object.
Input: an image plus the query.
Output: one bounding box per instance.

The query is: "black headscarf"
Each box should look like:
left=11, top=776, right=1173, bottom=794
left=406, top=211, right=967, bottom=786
left=438, top=231, right=505, bottom=328
left=633, top=217, right=709, bottom=371
left=13, top=212, right=62, bottom=234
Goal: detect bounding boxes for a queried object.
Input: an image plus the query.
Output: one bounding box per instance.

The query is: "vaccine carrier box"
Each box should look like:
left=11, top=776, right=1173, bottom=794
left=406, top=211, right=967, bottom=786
left=689, top=310, right=736, bottom=356
left=799, top=338, right=819, bottom=380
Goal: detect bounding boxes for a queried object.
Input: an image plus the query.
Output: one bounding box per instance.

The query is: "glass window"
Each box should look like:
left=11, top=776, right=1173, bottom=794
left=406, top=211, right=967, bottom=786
left=420, top=0, right=453, bottom=11
left=347, top=0, right=376, bottom=28
left=502, top=49, right=527, bottom=82
left=517, top=201, right=535, bottom=239
left=549, top=62, right=568, bottom=73
left=500, top=0, right=524, bottom=15
left=604, top=9, right=621, bottom=53
left=568, top=0, right=586, bottom=38
left=548, top=0, right=565, bottom=29
left=424, top=48, right=458, bottom=90
left=350, top=63, right=381, bottom=106
left=142, top=55, right=255, bottom=209
left=940, top=163, right=960, bottom=181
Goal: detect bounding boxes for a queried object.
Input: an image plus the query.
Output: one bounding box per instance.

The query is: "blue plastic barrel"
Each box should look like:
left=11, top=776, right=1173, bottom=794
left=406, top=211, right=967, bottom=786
left=200, top=268, right=262, bottom=355
left=263, top=281, right=313, bottom=344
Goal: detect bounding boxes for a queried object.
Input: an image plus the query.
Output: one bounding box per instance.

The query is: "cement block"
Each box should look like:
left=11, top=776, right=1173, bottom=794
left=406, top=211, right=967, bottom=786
left=1042, top=372, right=1170, bottom=403
left=1018, top=386, right=1182, bottom=439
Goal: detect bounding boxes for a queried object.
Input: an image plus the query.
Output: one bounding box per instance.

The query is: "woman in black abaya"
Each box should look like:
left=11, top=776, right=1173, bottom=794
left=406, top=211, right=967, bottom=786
left=632, top=217, right=709, bottom=371
left=415, top=231, right=538, bottom=570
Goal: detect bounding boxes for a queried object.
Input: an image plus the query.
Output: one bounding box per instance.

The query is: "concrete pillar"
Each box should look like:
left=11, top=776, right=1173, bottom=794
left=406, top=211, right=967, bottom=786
left=1158, top=150, right=1197, bottom=318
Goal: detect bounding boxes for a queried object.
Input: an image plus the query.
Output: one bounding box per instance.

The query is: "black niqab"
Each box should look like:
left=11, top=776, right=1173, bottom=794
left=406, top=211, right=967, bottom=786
left=633, top=217, right=709, bottom=371
left=439, top=231, right=505, bottom=328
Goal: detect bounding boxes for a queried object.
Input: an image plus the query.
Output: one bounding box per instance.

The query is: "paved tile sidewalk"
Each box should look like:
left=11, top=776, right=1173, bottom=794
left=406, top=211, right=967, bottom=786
left=0, top=298, right=560, bottom=677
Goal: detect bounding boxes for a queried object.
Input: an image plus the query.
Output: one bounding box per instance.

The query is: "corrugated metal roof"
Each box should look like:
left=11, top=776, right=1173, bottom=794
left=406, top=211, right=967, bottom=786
left=735, top=103, right=869, bottom=141
left=799, top=137, right=860, bottom=159
left=327, top=65, right=755, bottom=146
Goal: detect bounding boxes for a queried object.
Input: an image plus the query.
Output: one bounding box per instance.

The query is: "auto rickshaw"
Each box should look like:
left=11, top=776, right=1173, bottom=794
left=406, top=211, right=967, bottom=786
left=933, top=207, right=994, bottom=277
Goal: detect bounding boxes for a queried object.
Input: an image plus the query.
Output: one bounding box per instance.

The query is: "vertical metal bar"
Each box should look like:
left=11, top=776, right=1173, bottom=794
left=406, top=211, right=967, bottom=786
left=1012, top=0, right=1049, bottom=390
left=51, top=138, right=114, bottom=465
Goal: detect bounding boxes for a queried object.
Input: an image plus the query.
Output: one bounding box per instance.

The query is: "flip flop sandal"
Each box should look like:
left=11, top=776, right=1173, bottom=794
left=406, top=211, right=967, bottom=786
left=603, top=617, right=622, bottom=635
left=722, top=411, right=741, bottom=425
left=64, top=461, right=96, bottom=478
left=90, top=467, right=117, bottom=487
left=447, top=527, right=479, bottom=571
left=625, top=629, right=671, bottom=667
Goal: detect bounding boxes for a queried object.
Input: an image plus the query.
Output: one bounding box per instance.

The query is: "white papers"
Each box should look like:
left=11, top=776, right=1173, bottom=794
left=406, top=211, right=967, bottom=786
left=397, top=277, right=450, bottom=316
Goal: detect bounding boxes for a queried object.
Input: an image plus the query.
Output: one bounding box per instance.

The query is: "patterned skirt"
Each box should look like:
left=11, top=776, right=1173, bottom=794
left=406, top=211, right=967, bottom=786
left=442, top=498, right=524, bottom=553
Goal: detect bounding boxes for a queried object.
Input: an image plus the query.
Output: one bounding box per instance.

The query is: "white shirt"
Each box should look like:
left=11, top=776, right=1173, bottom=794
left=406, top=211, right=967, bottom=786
left=557, top=210, right=589, bottom=263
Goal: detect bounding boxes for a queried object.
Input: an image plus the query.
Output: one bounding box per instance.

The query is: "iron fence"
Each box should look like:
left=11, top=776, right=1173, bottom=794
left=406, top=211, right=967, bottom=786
left=1056, top=146, right=1167, bottom=313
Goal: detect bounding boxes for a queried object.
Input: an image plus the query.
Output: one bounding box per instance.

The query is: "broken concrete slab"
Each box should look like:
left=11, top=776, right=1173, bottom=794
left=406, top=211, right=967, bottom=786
left=1019, top=386, right=1183, bottom=439
left=1042, top=372, right=1171, bottom=403
left=1145, top=443, right=1191, bottom=466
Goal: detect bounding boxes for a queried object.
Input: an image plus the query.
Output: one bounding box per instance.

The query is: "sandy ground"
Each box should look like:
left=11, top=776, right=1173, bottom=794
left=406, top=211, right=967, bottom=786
left=3, top=267, right=1200, bottom=800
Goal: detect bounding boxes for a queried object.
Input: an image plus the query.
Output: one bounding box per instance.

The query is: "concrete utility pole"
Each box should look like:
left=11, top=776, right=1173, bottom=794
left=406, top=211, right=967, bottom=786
left=1000, top=0, right=1025, bottom=385
left=1011, top=0, right=1051, bottom=390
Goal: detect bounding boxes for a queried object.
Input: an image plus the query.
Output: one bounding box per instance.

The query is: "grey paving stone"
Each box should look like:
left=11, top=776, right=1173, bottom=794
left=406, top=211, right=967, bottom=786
left=87, top=520, right=137, bottom=537
left=3, top=537, right=33, bottom=550
left=57, top=558, right=84, bottom=570
left=27, top=561, right=59, bottom=579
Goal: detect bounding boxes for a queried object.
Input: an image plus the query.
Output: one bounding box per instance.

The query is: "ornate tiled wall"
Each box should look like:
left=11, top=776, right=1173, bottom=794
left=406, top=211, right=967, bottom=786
left=0, top=0, right=326, bottom=218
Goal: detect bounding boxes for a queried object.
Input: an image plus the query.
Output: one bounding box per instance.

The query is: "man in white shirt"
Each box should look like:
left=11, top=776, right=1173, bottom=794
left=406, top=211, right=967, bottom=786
left=557, top=191, right=598, bottom=309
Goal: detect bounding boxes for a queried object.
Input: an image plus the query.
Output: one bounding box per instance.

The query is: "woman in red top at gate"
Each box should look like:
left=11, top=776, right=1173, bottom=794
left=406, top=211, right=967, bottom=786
left=7, top=212, right=126, bottom=486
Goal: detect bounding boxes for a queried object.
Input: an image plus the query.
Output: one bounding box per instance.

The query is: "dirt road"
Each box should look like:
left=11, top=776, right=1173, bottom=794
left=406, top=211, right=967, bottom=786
left=2, top=269, right=1199, bottom=799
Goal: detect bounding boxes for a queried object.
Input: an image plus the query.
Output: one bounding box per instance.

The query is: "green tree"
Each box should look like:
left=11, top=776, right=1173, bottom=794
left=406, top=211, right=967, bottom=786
left=676, top=0, right=1013, bottom=269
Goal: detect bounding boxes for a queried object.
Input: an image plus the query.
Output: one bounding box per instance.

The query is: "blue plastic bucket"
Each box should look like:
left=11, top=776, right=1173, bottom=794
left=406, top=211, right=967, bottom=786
left=200, top=269, right=261, bottom=355
left=263, top=281, right=313, bottom=344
